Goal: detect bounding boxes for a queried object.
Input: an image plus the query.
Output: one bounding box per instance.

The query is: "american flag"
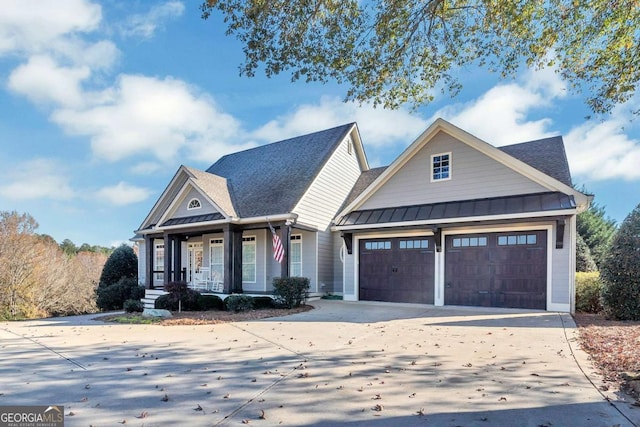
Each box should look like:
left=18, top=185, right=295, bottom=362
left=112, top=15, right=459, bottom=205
left=269, top=222, right=284, bottom=263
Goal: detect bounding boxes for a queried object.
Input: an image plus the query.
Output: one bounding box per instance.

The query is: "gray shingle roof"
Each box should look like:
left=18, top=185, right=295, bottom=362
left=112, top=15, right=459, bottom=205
left=499, top=136, right=573, bottom=187
left=341, top=166, right=387, bottom=211
left=206, top=123, right=355, bottom=217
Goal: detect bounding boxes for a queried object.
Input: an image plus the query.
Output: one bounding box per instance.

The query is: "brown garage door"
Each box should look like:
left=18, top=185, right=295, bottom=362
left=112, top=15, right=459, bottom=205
left=359, top=237, right=435, bottom=304
left=444, top=231, right=547, bottom=309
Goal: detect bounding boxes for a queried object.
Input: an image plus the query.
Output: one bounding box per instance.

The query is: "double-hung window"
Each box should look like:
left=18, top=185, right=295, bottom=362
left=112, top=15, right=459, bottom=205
left=242, top=236, right=256, bottom=282
left=290, top=235, right=302, bottom=276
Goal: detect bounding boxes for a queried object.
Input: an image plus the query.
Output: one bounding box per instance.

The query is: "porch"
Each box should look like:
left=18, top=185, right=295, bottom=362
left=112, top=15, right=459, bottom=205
left=142, top=220, right=296, bottom=295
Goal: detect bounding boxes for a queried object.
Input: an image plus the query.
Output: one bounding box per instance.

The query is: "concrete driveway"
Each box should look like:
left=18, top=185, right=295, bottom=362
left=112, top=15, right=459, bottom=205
left=1, top=300, right=638, bottom=426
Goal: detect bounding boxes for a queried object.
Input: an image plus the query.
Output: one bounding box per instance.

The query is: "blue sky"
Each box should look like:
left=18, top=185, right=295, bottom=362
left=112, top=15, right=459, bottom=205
left=1, top=1, right=639, bottom=247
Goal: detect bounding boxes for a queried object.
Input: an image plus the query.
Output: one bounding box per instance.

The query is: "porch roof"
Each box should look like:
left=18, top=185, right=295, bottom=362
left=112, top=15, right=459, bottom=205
left=161, top=212, right=225, bottom=227
left=335, top=192, right=576, bottom=227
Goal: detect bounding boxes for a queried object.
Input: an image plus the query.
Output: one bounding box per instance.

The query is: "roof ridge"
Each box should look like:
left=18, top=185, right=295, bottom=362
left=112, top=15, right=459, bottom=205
left=210, top=122, right=356, bottom=166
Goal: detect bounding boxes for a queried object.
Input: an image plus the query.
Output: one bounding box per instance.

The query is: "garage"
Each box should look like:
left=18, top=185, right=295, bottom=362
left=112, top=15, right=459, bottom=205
left=444, top=231, right=547, bottom=309
left=359, top=236, right=435, bottom=304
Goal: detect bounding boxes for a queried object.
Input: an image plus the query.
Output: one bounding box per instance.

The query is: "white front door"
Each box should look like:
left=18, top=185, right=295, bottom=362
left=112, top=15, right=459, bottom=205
left=187, top=242, right=203, bottom=283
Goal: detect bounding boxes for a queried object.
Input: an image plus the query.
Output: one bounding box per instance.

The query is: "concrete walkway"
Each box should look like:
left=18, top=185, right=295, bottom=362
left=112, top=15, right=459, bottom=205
left=1, top=300, right=638, bottom=426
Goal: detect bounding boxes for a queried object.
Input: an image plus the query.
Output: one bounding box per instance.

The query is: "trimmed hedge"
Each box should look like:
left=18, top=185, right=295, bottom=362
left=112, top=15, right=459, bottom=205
left=124, top=299, right=144, bottom=313
left=97, top=277, right=144, bottom=311
left=198, top=294, right=224, bottom=311
left=575, top=272, right=602, bottom=313
left=154, top=281, right=200, bottom=311
left=601, top=203, right=640, bottom=320
left=252, top=296, right=275, bottom=309
left=225, top=294, right=254, bottom=312
left=273, top=277, right=310, bottom=308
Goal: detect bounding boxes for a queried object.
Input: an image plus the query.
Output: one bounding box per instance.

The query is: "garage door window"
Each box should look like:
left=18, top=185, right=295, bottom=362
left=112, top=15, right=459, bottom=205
left=498, top=234, right=537, bottom=246
left=452, top=236, right=487, bottom=248
left=364, top=241, right=391, bottom=250
left=399, top=239, right=429, bottom=249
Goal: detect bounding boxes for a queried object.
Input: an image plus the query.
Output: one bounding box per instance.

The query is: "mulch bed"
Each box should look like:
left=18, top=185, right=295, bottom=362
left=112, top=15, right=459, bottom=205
left=573, top=312, right=640, bottom=401
left=159, top=305, right=313, bottom=325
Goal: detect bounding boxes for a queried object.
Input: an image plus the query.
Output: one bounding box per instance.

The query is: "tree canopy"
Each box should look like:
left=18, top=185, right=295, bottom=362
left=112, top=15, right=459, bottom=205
left=201, top=0, right=640, bottom=114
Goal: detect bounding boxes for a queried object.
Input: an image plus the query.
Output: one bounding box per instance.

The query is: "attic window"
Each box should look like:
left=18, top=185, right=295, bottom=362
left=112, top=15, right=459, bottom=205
left=187, top=198, right=201, bottom=210
left=431, top=152, right=451, bottom=182
left=346, top=136, right=353, bottom=155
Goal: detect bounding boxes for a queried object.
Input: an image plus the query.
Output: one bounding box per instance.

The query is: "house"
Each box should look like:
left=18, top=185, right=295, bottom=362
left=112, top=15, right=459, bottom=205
left=133, top=118, right=590, bottom=312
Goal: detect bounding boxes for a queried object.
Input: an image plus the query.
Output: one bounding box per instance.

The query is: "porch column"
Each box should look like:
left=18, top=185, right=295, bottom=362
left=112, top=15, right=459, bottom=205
left=232, top=228, right=243, bottom=293
left=223, top=225, right=233, bottom=293
left=171, top=235, right=181, bottom=282
left=144, top=235, right=154, bottom=289
left=163, top=233, right=173, bottom=284
left=279, top=224, right=290, bottom=278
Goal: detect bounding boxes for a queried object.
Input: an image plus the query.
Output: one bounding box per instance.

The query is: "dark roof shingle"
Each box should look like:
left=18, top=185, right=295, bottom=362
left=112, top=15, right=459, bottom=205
left=207, top=123, right=354, bottom=217
left=499, top=136, right=573, bottom=186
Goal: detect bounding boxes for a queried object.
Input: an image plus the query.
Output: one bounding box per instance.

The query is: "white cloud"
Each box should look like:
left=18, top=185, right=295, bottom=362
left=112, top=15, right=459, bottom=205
left=8, top=55, right=90, bottom=107
left=120, top=1, right=185, bottom=39
left=253, top=96, right=427, bottom=147
left=430, top=67, right=567, bottom=145
left=51, top=74, right=244, bottom=163
left=130, top=161, right=163, bottom=175
left=0, top=159, right=76, bottom=200
left=565, top=115, right=640, bottom=181
left=95, top=182, right=152, bottom=206
left=0, top=0, right=101, bottom=57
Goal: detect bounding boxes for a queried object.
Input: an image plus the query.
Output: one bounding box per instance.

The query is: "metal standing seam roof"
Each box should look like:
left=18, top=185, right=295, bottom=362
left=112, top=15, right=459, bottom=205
left=206, top=123, right=355, bottom=218
left=336, top=192, right=576, bottom=227
left=161, top=212, right=225, bottom=227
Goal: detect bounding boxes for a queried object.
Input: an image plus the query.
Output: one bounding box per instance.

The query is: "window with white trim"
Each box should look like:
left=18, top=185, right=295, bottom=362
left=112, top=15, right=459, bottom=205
left=431, top=152, right=451, bottom=181
left=290, top=234, right=302, bottom=276
left=242, top=236, right=256, bottom=282
left=209, top=238, right=224, bottom=282
left=187, top=198, right=201, bottom=210
left=346, top=136, right=353, bottom=155
left=154, top=243, right=164, bottom=280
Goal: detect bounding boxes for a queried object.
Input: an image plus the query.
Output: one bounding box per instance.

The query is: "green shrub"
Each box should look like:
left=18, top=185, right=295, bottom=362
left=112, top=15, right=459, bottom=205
left=123, top=299, right=144, bottom=313
left=98, top=244, right=138, bottom=287
left=225, top=294, right=254, bottom=312
left=252, top=296, right=275, bottom=309
left=601, top=203, right=640, bottom=320
left=154, top=294, right=175, bottom=311
left=273, top=277, right=310, bottom=308
left=198, top=294, right=224, bottom=311
left=97, top=277, right=144, bottom=311
left=154, top=281, right=201, bottom=311
left=575, top=272, right=602, bottom=313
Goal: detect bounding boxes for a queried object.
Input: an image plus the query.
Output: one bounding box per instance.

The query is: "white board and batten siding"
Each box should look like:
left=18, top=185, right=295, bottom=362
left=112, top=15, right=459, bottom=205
left=359, top=131, right=549, bottom=211
left=294, top=135, right=363, bottom=230
left=292, top=134, right=363, bottom=294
